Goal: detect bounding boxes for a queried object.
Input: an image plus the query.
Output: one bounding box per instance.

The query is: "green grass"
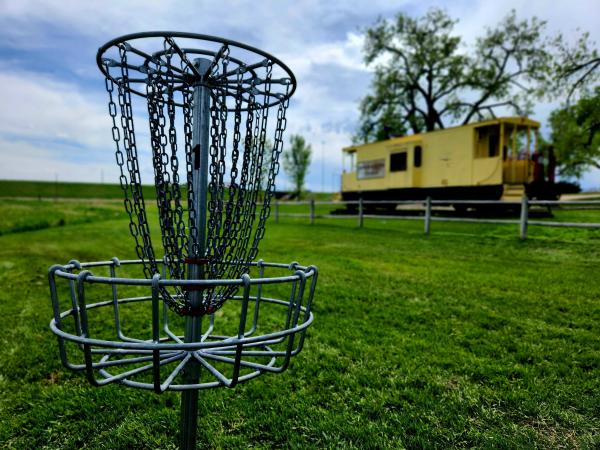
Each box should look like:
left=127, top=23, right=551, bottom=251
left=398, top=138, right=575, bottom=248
left=0, top=198, right=598, bottom=449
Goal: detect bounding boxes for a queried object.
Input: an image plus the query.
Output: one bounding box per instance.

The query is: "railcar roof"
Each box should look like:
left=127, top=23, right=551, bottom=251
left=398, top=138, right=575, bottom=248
left=343, top=116, right=541, bottom=153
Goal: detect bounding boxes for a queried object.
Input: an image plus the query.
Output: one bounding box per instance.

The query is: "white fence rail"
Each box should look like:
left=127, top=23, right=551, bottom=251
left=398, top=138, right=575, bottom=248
left=271, top=197, right=600, bottom=240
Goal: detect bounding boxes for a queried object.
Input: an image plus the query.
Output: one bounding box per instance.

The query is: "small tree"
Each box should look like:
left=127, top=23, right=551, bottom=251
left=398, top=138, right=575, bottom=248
left=282, top=135, right=312, bottom=199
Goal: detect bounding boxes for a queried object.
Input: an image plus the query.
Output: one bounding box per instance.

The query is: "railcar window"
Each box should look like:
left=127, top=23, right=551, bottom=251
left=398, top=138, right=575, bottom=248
left=488, top=134, right=499, bottom=157
left=390, top=152, right=407, bottom=172
left=343, top=151, right=356, bottom=173
left=414, top=146, right=422, bottom=167
left=475, top=125, right=500, bottom=158
left=357, top=159, right=385, bottom=179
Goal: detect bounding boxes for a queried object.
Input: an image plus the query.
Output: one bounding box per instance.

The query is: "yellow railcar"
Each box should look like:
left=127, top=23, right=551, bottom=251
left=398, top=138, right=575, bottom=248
left=341, top=117, right=558, bottom=204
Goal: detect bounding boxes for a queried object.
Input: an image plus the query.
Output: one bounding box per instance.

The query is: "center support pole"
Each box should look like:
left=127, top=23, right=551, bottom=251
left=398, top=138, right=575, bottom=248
left=180, top=58, right=212, bottom=450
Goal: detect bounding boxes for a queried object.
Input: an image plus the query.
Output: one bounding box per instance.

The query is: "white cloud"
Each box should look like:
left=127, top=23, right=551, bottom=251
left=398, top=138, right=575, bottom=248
left=0, top=138, right=116, bottom=182
left=282, top=32, right=367, bottom=77
left=0, top=68, right=109, bottom=149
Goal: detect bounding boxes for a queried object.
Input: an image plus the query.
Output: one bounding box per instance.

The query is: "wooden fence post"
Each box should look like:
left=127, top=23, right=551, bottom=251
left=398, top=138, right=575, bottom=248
left=424, top=196, right=432, bottom=235
left=520, top=195, right=529, bottom=240
left=310, top=199, right=315, bottom=225
left=358, top=197, right=364, bottom=228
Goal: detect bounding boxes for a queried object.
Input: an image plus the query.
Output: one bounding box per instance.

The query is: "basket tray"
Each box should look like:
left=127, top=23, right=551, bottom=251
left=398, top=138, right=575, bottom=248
left=49, top=258, right=317, bottom=392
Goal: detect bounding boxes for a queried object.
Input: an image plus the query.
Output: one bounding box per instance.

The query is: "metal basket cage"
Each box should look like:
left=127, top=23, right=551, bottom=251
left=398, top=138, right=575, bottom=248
left=49, top=258, right=317, bottom=392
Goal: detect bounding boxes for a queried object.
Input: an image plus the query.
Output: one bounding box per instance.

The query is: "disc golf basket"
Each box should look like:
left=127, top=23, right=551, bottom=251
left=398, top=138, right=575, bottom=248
left=48, top=32, right=317, bottom=449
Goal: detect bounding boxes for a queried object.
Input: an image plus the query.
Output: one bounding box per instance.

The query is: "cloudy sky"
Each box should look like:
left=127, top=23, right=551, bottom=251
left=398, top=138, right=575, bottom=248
left=0, top=0, right=599, bottom=191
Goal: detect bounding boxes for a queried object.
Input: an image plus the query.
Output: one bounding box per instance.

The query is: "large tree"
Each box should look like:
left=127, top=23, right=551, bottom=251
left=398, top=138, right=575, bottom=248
left=552, top=32, right=600, bottom=102
left=356, top=9, right=554, bottom=143
left=282, top=134, right=312, bottom=199
left=549, top=87, right=600, bottom=179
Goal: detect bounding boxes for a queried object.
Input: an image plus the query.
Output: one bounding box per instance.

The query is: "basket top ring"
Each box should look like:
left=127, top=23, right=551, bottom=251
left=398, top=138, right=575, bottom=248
left=51, top=258, right=317, bottom=288
left=96, top=31, right=297, bottom=108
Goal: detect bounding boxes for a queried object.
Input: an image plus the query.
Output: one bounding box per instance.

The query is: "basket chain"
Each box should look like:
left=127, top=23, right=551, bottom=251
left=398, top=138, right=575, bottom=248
left=104, top=47, right=157, bottom=280
left=102, top=36, right=292, bottom=315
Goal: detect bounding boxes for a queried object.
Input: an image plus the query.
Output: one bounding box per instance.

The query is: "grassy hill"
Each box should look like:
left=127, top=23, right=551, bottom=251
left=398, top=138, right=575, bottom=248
left=0, top=180, right=335, bottom=202
left=0, top=179, right=157, bottom=200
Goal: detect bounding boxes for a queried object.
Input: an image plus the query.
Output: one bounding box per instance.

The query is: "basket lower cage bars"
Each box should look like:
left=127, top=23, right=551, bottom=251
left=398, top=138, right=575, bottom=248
left=48, top=259, right=316, bottom=392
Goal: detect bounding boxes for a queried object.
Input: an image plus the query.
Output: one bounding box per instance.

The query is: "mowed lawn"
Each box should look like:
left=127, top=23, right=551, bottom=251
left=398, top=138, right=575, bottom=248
left=0, top=198, right=598, bottom=449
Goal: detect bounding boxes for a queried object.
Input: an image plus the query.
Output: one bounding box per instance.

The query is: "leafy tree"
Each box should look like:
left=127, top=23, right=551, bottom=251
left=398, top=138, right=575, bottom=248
left=282, top=135, right=312, bottom=199
left=549, top=87, right=600, bottom=179
left=356, top=8, right=553, bottom=142
left=545, top=31, right=599, bottom=180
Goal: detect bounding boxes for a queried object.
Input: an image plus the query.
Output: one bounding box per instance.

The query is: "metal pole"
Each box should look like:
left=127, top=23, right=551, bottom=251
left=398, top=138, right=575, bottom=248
left=321, top=140, right=325, bottom=193
left=310, top=199, right=315, bottom=225
left=180, top=58, right=211, bottom=450
left=358, top=197, right=364, bottom=228
left=424, top=196, right=432, bottom=235
left=275, top=199, right=279, bottom=223
left=520, top=195, right=529, bottom=240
